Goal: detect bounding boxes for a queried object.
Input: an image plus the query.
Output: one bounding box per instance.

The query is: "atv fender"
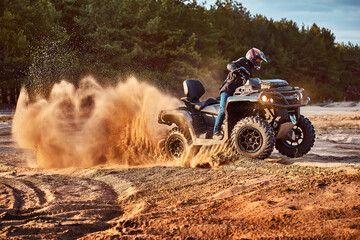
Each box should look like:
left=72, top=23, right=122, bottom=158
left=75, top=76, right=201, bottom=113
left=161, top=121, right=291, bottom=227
left=158, top=109, right=196, bottom=139
left=276, top=122, right=295, bottom=139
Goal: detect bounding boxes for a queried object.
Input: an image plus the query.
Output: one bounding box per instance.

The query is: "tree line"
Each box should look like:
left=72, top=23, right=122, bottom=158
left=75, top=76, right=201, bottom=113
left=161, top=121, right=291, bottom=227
left=1, top=0, right=359, bottom=105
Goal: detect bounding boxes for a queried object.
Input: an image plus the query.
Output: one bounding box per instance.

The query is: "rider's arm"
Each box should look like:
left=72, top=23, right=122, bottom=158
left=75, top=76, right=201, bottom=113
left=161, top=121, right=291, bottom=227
left=227, top=58, right=244, bottom=72
left=227, top=62, right=238, bottom=72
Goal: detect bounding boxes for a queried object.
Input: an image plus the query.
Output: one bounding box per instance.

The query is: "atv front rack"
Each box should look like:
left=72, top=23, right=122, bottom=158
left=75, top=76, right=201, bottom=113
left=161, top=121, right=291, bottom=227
left=258, top=89, right=310, bottom=108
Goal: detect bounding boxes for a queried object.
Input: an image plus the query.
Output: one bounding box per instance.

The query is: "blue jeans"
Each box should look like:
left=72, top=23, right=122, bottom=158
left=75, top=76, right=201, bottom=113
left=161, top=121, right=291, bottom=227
left=213, top=92, right=230, bottom=134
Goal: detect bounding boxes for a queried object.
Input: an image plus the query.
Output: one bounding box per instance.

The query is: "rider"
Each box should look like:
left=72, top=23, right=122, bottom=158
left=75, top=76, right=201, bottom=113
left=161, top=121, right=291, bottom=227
left=213, top=47, right=267, bottom=140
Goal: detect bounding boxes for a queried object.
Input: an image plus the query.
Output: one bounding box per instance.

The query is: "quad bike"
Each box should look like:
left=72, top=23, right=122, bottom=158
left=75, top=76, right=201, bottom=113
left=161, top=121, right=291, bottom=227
left=158, top=68, right=315, bottom=160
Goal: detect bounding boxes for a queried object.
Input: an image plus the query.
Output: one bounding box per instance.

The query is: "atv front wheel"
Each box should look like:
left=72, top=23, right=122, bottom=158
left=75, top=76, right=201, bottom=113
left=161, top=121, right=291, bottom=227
left=275, top=115, right=315, bottom=158
left=231, top=116, right=275, bottom=159
left=165, top=127, right=190, bottom=160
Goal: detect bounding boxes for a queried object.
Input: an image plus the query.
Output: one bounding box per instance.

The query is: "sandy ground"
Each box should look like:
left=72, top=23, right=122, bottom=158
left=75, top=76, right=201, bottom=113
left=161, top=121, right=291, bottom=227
left=0, top=103, right=360, bottom=239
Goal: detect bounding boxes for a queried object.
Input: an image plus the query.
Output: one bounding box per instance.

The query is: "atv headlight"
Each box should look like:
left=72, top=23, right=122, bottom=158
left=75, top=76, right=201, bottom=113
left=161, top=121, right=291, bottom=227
left=261, top=95, right=268, bottom=102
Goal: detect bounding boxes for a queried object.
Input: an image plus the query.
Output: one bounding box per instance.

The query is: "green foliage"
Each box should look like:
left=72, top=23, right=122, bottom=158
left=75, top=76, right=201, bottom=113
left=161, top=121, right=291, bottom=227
left=0, top=0, right=60, bottom=102
left=0, top=0, right=359, bottom=103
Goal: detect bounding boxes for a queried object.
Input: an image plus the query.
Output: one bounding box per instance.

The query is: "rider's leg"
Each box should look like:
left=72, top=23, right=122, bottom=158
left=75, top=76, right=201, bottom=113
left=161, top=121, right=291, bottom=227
left=213, top=91, right=230, bottom=135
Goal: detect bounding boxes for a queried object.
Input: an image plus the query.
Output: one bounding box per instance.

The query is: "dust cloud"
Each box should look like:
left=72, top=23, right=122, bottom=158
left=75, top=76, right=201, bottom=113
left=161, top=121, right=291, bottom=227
left=12, top=77, right=180, bottom=168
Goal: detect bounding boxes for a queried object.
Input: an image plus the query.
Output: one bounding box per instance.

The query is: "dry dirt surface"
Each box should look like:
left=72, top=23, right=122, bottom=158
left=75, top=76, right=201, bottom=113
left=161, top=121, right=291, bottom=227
left=1, top=102, right=360, bottom=239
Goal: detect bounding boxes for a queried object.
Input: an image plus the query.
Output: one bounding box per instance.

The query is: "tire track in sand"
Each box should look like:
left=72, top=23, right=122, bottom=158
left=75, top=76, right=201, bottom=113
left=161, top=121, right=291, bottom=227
left=0, top=171, right=125, bottom=239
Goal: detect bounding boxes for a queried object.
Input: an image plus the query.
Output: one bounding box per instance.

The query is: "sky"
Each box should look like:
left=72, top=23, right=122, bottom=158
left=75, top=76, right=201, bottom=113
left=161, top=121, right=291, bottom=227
left=204, top=0, right=360, bottom=45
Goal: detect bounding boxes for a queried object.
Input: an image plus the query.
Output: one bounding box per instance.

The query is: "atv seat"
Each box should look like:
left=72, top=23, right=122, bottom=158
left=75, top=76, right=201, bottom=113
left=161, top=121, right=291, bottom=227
left=183, top=79, right=219, bottom=110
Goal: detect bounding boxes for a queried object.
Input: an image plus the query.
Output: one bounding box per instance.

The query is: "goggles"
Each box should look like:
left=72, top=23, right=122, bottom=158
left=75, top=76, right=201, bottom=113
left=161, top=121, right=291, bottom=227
left=256, top=58, right=263, bottom=63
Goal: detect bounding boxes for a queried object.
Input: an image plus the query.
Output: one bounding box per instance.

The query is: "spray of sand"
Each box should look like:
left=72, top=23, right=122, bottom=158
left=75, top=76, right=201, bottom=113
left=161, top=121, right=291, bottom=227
left=180, top=143, right=239, bottom=168
left=12, top=77, right=181, bottom=168
left=12, top=76, right=238, bottom=169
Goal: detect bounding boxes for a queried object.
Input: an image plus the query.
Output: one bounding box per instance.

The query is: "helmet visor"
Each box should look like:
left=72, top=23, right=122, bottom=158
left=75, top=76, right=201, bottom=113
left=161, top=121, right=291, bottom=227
left=256, top=58, right=263, bottom=63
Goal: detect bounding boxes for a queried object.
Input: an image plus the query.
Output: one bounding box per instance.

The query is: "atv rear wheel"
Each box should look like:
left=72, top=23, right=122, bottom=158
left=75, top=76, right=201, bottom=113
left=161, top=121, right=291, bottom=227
left=231, top=116, right=275, bottom=159
left=275, top=115, right=315, bottom=158
left=165, top=127, right=190, bottom=161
